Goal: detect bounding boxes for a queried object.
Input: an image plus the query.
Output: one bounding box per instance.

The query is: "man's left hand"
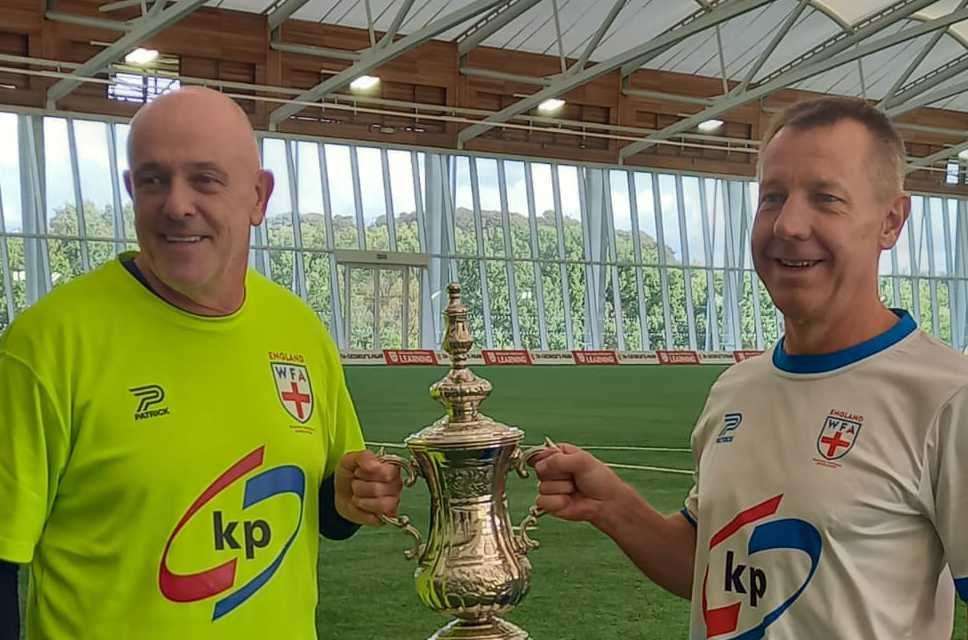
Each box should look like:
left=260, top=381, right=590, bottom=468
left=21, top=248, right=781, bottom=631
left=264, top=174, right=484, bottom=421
left=335, top=450, right=403, bottom=526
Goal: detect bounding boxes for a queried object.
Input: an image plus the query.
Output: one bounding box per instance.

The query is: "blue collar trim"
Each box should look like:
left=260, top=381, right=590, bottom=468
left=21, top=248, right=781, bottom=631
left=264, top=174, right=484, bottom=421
left=772, top=310, right=916, bottom=375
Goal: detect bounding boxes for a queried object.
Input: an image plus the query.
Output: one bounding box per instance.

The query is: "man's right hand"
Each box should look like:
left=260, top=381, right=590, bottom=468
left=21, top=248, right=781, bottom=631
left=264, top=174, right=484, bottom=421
left=530, top=443, right=634, bottom=527
left=529, top=443, right=697, bottom=600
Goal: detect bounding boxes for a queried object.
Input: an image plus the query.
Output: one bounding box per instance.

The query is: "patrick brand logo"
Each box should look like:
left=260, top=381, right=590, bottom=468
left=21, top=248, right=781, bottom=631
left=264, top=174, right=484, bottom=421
left=716, top=413, right=743, bottom=444
left=130, top=385, right=169, bottom=421
left=159, top=446, right=305, bottom=620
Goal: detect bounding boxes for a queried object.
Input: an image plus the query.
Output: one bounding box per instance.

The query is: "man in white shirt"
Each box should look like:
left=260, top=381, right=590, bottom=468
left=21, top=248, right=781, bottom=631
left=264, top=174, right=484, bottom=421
left=531, top=96, right=968, bottom=638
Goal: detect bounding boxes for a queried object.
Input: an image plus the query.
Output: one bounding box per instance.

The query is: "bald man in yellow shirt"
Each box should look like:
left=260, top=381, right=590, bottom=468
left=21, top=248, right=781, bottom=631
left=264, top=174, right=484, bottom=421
left=0, top=87, right=402, bottom=640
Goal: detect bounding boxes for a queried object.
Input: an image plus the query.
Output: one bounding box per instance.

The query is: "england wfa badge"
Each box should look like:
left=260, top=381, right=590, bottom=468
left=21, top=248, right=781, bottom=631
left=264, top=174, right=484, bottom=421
left=816, top=412, right=863, bottom=461
left=271, top=361, right=314, bottom=423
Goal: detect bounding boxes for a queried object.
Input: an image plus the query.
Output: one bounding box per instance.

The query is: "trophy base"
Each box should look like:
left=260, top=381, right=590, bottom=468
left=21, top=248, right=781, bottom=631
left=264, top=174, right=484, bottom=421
left=429, top=618, right=529, bottom=640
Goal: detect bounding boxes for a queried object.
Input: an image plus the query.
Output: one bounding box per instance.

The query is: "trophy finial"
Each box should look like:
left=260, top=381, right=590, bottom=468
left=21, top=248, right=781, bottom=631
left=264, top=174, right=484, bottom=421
left=442, top=283, right=471, bottom=369
left=432, top=282, right=492, bottom=423
left=447, top=282, right=461, bottom=300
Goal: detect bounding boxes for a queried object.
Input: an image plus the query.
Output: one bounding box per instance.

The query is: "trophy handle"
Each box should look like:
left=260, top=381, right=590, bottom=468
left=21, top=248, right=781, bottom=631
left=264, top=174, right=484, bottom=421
left=514, top=504, right=546, bottom=553
left=377, top=450, right=424, bottom=561
left=513, top=436, right=559, bottom=479
left=511, top=437, right=559, bottom=554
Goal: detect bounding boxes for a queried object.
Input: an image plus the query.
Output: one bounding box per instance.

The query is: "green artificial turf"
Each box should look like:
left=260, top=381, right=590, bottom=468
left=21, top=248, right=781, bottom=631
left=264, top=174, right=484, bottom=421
left=15, top=365, right=967, bottom=639
left=317, top=365, right=966, bottom=640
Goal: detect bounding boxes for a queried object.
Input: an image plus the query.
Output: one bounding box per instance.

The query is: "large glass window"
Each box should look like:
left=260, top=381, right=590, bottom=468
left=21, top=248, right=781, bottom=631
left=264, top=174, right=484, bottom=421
left=2, top=110, right=966, bottom=353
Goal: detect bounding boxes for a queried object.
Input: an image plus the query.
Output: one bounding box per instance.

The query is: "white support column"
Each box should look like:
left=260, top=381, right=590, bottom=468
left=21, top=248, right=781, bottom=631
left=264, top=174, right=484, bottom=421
left=0, top=183, right=15, bottom=323
left=410, top=151, right=429, bottom=348
left=285, top=140, right=308, bottom=299
left=106, top=123, right=127, bottom=255
left=583, top=168, right=606, bottom=348
left=19, top=114, right=50, bottom=304
left=496, top=160, right=521, bottom=347
left=942, top=198, right=957, bottom=348
left=651, top=172, right=673, bottom=348
left=422, top=153, right=449, bottom=346
left=722, top=181, right=746, bottom=350
left=550, top=164, right=575, bottom=349
left=65, top=119, right=91, bottom=273
left=627, top=171, right=650, bottom=350
left=381, top=149, right=398, bottom=252
left=952, top=200, right=968, bottom=350
left=674, top=175, right=697, bottom=349
left=317, top=144, right=344, bottom=347
left=577, top=167, right=594, bottom=347
left=750, top=274, right=765, bottom=349
left=350, top=148, right=367, bottom=251
left=906, top=206, right=921, bottom=324
left=469, top=157, right=495, bottom=348
left=524, top=162, right=549, bottom=351
left=251, top=140, right=272, bottom=280
left=602, top=171, right=626, bottom=351
left=924, top=198, right=940, bottom=336
left=442, top=157, right=460, bottom=301
left=890, top=246, right=901, bottom=308
left=698, top=178, right=719, bottom=351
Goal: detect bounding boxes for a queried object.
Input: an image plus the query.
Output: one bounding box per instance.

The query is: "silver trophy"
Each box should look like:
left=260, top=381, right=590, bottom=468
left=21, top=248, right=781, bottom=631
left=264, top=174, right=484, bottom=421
left=379, top=283, right=553, bottom=640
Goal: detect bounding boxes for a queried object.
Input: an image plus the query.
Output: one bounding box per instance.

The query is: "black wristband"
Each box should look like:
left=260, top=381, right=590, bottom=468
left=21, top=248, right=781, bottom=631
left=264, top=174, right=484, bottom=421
left=318, top=475, right=362, bottom=541
left=0, top=561, right=20, bottom=640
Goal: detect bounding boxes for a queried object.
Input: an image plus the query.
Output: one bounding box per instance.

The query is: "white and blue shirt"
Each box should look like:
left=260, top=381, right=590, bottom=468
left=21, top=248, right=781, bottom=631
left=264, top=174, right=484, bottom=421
left=684, top=311, right=968, bottom=639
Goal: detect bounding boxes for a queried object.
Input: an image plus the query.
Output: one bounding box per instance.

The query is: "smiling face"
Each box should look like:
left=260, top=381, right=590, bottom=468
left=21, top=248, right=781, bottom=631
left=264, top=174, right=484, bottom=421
left=752, top=119, right=908, bottom=325
left=124, top=88, right=273, bottom=311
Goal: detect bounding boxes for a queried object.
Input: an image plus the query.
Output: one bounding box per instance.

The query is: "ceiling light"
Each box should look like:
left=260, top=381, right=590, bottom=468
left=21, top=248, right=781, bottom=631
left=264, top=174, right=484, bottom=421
left=697, top=119, right=724, bottom=133
left=537, top=98, right=566, bottom=114
left=958, top=149, right=968, bottom=160
left=124, top=48, right=159, bottom=66
left=350, top=75, right=380, bottom=92
left=946, top=159, right=960, bottom=185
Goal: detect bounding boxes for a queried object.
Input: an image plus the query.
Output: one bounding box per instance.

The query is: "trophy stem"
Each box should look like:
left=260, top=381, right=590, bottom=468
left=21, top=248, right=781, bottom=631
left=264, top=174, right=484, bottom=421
left=429, top=617, right=529, bottom=640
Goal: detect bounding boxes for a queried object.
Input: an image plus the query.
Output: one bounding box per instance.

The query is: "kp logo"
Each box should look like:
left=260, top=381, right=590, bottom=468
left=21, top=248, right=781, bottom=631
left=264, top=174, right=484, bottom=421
left=158, top=447, right=306, bottom=620
left=271, top=362, right=314, bottom=423
left=716, top=413, right=743, bottom=444
left=702, top=495, right=822, bottom=639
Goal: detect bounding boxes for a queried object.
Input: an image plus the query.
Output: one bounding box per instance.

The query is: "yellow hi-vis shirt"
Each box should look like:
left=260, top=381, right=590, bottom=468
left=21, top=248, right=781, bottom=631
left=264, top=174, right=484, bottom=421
left=0, top=253, right=365, bottom=639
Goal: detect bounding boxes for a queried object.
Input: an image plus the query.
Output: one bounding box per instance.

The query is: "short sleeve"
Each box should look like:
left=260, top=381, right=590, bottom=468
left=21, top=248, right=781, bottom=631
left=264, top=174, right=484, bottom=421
left=682, top=388, right=720, bottom=529
left=682, top=481, right=698, bottom=528
left=929, top=385, right=968, bottom=602
left=0, top=352, right=70, bottom=563
left=681, top=414, right=707, bottom=528
left=682, top=433, right=700, bottom=527
left=319, top=332, right=365, bottom=480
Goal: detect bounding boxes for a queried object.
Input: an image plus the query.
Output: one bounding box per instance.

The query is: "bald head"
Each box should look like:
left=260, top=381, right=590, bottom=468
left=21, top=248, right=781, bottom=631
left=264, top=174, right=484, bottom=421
left=128, top=87, right=259, bottom=173
left=123, top=86, right=274, bottom=315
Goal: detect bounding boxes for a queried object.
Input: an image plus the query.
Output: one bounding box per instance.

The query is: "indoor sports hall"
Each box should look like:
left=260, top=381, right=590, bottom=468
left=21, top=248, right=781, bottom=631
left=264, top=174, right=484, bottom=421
left=1, top=1, right=968, bottom=638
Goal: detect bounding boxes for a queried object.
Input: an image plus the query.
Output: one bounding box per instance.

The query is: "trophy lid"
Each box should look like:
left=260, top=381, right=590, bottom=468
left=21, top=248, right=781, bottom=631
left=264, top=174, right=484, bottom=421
left=406, top=283, right=523, bottom=450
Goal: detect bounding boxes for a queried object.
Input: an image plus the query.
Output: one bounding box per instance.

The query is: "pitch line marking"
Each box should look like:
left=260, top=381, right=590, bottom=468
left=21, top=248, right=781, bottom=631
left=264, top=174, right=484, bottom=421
left=605, top=463, right=692, bottom=475
left=366, top=441, right=690, bottom=453
left=365, top=442, right=693, bottom=475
